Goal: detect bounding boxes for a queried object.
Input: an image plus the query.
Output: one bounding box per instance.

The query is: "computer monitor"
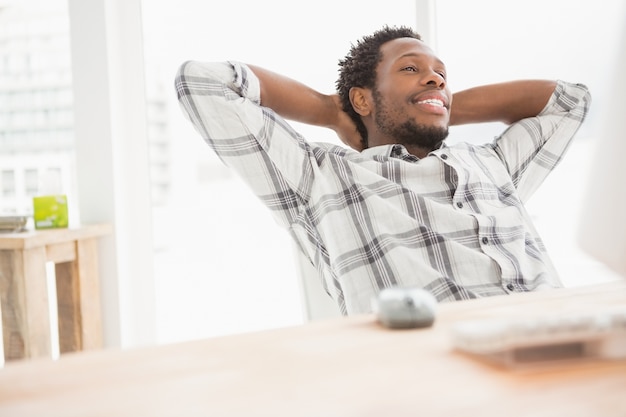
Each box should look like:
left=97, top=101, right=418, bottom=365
left=577, top=18, right=626, bottom=278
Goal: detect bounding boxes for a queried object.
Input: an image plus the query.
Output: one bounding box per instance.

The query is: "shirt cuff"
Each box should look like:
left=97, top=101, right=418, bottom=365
left=228, top=61, right=261, bottom=105
left=539, top=80, right=590, bottom=116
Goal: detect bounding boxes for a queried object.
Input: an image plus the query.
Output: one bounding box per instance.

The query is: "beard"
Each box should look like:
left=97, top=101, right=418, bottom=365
left=372, top=88, right=449, bottom=151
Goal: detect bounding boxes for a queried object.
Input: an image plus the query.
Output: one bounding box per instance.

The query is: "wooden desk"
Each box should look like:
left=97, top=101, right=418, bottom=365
left=0, top=224, right=112, bottom=361
left=0, top=281, right=624, bottom=416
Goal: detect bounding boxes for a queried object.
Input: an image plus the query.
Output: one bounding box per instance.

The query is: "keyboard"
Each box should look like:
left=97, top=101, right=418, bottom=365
left=450, top=308, right=626, bottom=368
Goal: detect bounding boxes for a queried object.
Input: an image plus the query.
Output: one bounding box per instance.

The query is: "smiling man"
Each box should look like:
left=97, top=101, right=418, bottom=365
left=175, top=26, right=590, bottom=315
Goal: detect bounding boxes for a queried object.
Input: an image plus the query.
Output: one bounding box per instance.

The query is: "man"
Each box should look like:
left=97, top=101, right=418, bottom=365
left=175, top=26, right=590, bottom=315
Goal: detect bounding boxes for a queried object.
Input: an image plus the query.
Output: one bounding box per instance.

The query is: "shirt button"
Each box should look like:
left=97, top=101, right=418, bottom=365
left=481, top=237, right=489, bottom=244
left=456, top=202, right=463, bottom=209
left=507, top=283, right=515, bottom=291
left=441, top=154, right=448, bottom=160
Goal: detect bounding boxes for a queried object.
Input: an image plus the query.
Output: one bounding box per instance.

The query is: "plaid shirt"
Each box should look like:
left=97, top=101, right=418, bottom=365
left=175, top=60, right=591, bottom=315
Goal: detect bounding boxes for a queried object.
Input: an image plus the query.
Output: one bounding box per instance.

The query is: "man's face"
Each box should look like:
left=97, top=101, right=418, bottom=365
left=367, top=38, right=452, bottom=152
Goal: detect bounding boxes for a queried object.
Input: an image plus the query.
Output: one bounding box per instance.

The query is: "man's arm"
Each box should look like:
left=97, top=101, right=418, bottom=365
left=449, top=80, right=557, bottom=126
left=484, top=80, right=590, bottom=202
left=248, top=65, right=338, bottom=129
left=249, top=66, right=560, bottom=147
left=248, top=65, right=362, bottom=149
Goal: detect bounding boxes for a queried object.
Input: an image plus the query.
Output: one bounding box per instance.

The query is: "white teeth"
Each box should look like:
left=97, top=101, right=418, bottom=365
left=418, top=98, right=444, bottom=107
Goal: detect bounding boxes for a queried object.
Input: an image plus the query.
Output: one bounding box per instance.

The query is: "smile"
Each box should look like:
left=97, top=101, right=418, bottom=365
left=413, top=95, right=449, bottom=116
left=417, top=98, right=445, bottom=107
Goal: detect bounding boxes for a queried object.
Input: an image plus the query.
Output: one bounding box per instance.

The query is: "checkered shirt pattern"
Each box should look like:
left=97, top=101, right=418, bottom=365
left=175, top=60, right=591, bottom=315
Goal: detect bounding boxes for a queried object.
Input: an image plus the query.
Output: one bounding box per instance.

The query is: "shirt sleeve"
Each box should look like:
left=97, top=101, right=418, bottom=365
left=174, top=60, right=315, bottom=226
left=491, top=80, right=591, bottom=202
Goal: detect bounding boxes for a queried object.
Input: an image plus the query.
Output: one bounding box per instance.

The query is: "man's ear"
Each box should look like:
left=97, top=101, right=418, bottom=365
left=349, top=87, right=372, bottom=116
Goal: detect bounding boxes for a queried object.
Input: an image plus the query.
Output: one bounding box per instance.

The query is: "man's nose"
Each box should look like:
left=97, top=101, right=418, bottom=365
left=423, top=70, right=446, bottom=88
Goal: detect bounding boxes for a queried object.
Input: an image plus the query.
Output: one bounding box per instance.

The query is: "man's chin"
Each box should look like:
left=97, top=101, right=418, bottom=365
left=401, top=123, right=449, bottom=149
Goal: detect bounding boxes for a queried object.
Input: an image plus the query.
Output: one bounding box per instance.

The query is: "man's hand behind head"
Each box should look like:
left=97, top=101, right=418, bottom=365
left=329, top=94, right=364, bottom=151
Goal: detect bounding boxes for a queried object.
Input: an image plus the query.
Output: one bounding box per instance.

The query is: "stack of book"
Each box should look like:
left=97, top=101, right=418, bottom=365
left=0, top=215, right=28, bottom=233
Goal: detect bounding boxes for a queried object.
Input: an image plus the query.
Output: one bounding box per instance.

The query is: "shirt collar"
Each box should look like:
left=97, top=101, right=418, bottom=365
left=361, top=142, right=448, bottom=160
left=360, top=144, right=396, bottom=158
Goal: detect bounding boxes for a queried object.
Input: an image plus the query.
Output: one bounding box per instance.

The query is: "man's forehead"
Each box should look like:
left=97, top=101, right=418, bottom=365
left=380, top=38, right=443, bottom=65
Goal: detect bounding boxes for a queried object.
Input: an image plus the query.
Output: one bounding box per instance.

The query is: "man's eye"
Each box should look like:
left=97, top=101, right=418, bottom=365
left=402, top=66, right=417, bottom=72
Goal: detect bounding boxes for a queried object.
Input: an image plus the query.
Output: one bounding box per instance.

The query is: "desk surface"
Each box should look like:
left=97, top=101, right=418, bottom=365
left=0, top=223, right=113, bottom=250
left=0, top=281, right=625, bottom=416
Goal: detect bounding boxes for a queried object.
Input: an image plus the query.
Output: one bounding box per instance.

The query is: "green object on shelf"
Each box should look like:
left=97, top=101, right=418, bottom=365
left=33, top=195, right=69, bottom=229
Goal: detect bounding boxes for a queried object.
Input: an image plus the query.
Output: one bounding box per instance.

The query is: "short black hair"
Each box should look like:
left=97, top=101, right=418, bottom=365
left=336, top=25, right=422, bottom=148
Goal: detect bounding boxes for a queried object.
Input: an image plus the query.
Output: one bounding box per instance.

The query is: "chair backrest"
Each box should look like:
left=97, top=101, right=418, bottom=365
left=294, top=248, right=342, bottom=321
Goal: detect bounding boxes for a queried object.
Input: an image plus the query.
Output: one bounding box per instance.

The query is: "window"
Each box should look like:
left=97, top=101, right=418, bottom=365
left=1, top=170, right=16, bottom=198
left=140, top=0, right=626, bottom=344
left=24, top=168, right=38, bottom=196
left=434, top=0, right=625, bottom=285
left=141, top=0, right=420, bottom=343
left=0, top=0, right=75, bottom=215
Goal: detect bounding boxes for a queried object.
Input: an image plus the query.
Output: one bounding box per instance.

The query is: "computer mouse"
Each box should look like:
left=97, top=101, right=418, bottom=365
left=373, top=287, right=437, bottom=329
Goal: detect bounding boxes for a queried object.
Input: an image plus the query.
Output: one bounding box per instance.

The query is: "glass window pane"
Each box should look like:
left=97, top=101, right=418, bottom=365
left=1, top=170, right=16, bottom=198
left=24, top=168, right=38, bottom=196
left=0, top=0, right=76, bottom=217
left=141, top=0, right=419, bottom=343
left=434, top=0, right=625, bottom=285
